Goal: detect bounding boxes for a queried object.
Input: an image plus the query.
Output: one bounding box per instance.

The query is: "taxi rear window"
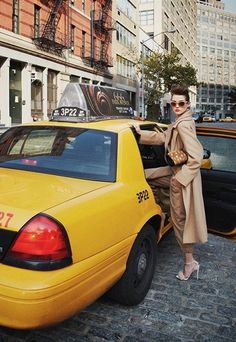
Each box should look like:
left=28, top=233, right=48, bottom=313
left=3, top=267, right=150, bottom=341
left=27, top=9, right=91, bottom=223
left=0, top=126, right=117, bottom=182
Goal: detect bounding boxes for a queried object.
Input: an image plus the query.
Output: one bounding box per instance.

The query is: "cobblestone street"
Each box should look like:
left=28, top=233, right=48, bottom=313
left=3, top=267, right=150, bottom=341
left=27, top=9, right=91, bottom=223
left=0, top=231, right=235, bottom=342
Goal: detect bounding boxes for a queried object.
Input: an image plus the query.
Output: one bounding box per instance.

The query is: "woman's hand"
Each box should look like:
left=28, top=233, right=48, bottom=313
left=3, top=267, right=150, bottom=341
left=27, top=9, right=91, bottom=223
left=133, top=124, right=141, bottom=134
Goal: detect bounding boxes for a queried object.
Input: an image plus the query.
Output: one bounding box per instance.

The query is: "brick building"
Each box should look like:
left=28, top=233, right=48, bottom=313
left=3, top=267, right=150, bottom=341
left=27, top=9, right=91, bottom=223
left=0, top=0, right=113, bottom=126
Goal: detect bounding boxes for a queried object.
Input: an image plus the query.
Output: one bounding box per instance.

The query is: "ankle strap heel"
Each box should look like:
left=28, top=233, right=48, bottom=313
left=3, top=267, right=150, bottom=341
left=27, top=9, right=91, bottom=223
left=176, top=261, right=200, bottom=281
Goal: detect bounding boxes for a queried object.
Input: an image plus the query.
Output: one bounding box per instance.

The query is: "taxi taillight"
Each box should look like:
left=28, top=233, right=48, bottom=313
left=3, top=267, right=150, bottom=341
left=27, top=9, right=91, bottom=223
left=3, top=215, right=72, bottom=270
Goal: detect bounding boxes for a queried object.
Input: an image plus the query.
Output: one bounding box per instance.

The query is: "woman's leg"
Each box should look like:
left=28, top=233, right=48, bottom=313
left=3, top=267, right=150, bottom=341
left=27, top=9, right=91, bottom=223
left=170, top=177, right=189, bottom=251
left=170, top=177, right=197, bottom=278
left=147, top=175, right=170, bottom=214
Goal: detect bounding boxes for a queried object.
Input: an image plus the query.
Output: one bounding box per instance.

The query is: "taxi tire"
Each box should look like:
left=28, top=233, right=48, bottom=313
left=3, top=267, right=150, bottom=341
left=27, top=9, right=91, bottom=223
left=107, top=224, right=157, bottom=306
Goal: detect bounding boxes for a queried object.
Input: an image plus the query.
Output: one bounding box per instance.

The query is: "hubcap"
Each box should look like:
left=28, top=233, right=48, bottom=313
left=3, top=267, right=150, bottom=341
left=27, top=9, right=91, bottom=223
left=137, top=252, right=147, bottom=277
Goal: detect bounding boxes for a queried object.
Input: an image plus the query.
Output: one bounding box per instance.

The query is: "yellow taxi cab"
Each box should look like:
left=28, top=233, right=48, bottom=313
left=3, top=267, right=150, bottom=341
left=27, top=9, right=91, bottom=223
left=202, top=115, right=216, bottom=122
left=0, top=84, right=172, bottom=329
left=155, top=122, right=169, bottom=130
left=219, top=116, right=235, bottom=122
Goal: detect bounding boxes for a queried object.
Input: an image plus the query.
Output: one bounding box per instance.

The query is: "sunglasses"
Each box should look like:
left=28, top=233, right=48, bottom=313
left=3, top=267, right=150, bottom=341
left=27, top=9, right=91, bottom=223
left=170, top=101, right=187, bottom=108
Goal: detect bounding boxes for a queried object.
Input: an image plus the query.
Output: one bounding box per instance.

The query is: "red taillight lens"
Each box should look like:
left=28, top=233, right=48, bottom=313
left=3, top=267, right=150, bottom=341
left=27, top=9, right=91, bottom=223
left=7, top=215, right=71, bottom=261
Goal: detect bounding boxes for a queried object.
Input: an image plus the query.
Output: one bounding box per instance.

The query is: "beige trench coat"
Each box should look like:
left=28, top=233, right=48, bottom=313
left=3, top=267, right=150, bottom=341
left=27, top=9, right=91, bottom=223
left=139, top=110, right=208, bottom=244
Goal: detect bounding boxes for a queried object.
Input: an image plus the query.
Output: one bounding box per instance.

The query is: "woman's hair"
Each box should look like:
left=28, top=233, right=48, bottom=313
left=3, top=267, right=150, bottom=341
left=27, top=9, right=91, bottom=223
left=170, top=84, right=190, bottom=102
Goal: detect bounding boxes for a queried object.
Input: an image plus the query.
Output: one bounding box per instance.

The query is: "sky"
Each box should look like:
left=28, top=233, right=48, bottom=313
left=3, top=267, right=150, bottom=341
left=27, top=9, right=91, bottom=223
left=223, top=0, right=236, bottom=13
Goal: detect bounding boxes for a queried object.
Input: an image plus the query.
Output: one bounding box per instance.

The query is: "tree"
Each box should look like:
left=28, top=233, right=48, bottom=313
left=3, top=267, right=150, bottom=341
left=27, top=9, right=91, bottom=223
left=140, top=48, right=198, bottom=117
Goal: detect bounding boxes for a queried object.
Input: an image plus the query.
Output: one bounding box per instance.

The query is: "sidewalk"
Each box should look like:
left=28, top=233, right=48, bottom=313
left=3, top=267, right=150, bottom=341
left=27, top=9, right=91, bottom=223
left=0, top=231, right=235, bottom=341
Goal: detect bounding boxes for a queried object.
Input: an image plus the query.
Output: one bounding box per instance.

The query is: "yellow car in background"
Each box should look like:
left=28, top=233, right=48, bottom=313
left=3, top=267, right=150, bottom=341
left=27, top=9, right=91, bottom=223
left=202, top=115, right=216, bottom=122
left=219, top=116, right=235, bottom=122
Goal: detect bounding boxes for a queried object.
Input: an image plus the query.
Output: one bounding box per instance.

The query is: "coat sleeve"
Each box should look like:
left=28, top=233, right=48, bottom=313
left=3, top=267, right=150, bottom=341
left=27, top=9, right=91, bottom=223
left=174, top=122, right=203, bottom=187
left=139, top=130, right=165, bottom=145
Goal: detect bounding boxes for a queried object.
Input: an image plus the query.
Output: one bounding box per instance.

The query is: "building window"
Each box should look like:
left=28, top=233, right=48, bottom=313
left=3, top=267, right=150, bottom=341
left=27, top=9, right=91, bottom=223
left=82, top=31, right=86, bottom=57
left=140, top=10, right=154, bottom=26
left=31, top=67, right=43, bottom=117
left=116, top=22, right=136, bottom=48
left=164, top=35, right=169, bottom=51
left=47, top=70, right=57, bottom=115
left=82, top=77, right=90, bottom=83
left=34, top=5, right=40, bottom=38
left=164, top=12, right=169, bottom=28
left=12, top=0, right=19, bottom=34
left=82, top=0, right=85, bottom=12
left=93, top=36, right=97, bottom=60
left=116, top=55, right=136, bottom=80
left=71, top=25, right=75, bottom=53
left=117, top=0, right=136, bottom=20
left=70, top=75, right=79, bottom=83
left=100, top=40, right=105, bottom=61
left=31, top=82, right=43, bottom=115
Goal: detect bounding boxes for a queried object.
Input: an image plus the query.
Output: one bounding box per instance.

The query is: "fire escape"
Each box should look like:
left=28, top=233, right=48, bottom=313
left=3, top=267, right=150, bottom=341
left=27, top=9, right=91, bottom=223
left=84, top=0, right=113, bottom=68
left=33, top=0, right=69, bottom=55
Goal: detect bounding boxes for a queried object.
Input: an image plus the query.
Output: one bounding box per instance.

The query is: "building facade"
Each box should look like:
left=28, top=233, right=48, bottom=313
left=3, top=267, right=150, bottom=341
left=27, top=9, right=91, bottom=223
left=197, top=0, right=236, bottom=118
left=0, top=0, right=113, bottom=126
left=139, top=0, right=197, bottom=64
left=139, top=0, right=198, bottom=118
left=111, top=0, right=139, bottom=110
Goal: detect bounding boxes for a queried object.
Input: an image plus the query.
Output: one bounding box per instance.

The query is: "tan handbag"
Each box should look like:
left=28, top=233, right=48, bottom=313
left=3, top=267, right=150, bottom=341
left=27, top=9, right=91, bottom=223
left=167, top=150, right=188, bottom=166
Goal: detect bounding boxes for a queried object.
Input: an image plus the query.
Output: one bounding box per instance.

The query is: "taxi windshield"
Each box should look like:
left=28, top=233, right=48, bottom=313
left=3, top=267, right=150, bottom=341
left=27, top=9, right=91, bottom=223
left=0, top=126, right=117, bottom=182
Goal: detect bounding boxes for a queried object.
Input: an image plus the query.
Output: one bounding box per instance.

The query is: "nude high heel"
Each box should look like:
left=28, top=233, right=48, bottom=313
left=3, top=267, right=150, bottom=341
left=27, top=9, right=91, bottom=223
left=176, top=260, right=200, bottom=281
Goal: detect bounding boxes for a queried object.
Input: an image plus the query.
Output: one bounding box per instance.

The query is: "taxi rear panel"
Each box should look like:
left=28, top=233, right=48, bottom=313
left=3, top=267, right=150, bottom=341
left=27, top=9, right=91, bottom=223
left=0, top=168, right=110, bottom=231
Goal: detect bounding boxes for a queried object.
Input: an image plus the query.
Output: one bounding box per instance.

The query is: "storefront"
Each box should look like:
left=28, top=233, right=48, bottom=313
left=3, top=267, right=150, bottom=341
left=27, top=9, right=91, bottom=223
left=0, top=46, right=112, bottom=127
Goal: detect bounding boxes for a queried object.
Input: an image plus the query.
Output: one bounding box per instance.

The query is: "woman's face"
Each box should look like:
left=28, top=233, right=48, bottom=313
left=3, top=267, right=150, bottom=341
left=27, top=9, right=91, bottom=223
left=170, top=95, right=189, bottom=116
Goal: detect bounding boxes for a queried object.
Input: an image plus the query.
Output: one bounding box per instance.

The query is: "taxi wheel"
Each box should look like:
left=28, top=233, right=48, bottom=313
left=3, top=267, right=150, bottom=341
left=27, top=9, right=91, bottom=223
left=107, top=224, right=157, bottom=306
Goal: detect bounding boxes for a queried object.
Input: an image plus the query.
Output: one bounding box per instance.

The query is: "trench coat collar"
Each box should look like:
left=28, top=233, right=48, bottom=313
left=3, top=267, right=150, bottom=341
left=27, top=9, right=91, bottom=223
left=172, top=109, right=193, bottom=128
left=165, top=109, right=193, bottom=150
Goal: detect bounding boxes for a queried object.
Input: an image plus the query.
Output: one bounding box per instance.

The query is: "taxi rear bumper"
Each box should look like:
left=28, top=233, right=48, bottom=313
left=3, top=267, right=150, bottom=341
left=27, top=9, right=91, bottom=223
left=0, top=237, right=134, bottom=329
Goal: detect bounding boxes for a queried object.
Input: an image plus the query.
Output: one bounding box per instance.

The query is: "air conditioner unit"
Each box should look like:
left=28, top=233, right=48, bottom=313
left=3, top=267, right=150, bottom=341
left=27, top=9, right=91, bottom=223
left=31, top=71, right=43, bottom=83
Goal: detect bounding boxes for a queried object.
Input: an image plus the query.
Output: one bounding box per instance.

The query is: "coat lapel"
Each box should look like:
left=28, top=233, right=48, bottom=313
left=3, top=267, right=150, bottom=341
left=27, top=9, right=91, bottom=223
left=166, top=110, right=193, bottom=151
left=173, top=109, right=193, bottom=128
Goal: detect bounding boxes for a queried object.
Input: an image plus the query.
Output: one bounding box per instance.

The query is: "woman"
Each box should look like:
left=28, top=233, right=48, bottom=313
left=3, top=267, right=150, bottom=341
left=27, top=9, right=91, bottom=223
left=135, top=85, right=208, bottom=281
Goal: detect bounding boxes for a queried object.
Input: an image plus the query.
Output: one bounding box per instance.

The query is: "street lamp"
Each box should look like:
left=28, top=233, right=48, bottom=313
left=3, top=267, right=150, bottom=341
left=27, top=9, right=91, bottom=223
left=141, top=29, right=176, bottom=119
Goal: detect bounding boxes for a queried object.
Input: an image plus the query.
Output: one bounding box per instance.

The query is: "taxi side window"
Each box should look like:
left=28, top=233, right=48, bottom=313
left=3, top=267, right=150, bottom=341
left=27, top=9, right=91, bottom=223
left=198, top=135, right=236, bottom=172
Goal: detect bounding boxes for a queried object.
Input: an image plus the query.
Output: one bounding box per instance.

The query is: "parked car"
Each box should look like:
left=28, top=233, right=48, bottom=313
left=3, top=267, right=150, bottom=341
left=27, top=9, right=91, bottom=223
left=0, top=84, right=173, bottom=329
left=219, top=116, right=235, bottom=122
left=202, top=115, right=216, bottom=122
left=196, top=125, right=236, bottom=240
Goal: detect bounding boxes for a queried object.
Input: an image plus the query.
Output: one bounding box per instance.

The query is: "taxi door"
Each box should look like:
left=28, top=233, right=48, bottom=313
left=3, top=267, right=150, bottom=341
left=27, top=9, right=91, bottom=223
left=197, top=127, right=236, bottom=238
